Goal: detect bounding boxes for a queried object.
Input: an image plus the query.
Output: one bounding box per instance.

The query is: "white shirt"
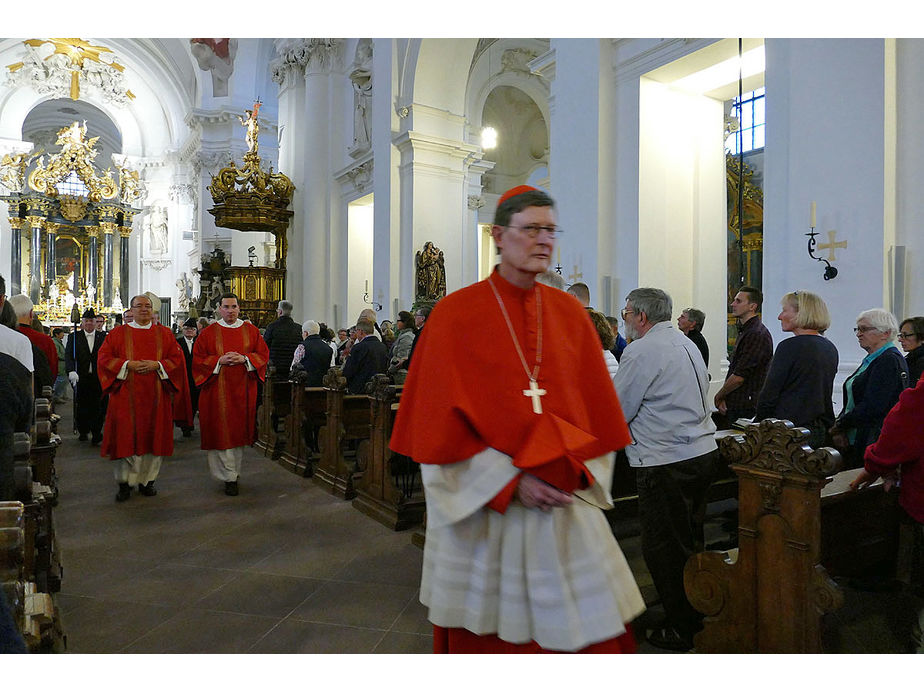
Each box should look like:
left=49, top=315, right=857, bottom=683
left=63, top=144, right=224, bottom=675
left=0, top=323, right=34, bottom=372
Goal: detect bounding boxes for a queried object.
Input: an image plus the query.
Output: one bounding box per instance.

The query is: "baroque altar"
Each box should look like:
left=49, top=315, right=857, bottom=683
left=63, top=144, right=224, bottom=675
left=1, top=121, right=142, bottom=324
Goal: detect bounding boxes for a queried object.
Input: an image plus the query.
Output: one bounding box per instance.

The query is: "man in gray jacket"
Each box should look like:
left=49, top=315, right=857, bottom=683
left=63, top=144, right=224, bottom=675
left=613, top=287, right=717, bottom=652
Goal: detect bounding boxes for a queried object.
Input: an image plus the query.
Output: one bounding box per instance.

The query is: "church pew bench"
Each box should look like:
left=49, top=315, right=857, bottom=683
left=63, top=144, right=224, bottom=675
left=683, top=418, right=901, bottom=653
left=315, top=368, right=373, bottom=500
left=352, top=375, right=423, bottom=531
left=278, top=376, right=326, bottom=477
left=255, top=365, right=293, bottom=461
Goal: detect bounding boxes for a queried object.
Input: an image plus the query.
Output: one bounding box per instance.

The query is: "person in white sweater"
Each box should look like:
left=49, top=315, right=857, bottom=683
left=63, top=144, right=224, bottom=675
left=587, top=309, right=619, bottom=385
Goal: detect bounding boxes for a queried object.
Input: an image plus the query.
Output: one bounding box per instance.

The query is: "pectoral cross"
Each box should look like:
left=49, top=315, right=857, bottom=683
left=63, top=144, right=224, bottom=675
left=817, top=230, right=847, bottom=261
left=523, top=379, right=547, bottom=414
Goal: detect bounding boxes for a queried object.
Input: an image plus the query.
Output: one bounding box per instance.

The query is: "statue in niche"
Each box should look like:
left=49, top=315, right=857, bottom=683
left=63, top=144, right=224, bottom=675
left=349, top=40, right=373, bottom=153
left=176, top=272, right=193, bottom=311
left=189, top=39, right=238, bottom=98
left=146, top=206, right=168, bottom=255
left=415, top=241, right=446, bottom=301
left=86, top=283, right=97, bottom=304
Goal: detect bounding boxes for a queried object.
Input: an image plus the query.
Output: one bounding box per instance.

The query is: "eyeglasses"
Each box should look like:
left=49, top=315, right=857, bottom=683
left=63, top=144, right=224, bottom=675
left=898, top=332, right=917, bottom=339
left=621, top=308, right=635, bottom=321
left=853, top=326, right=877, bottom=334
left=504, top=224, right=561, bottom=238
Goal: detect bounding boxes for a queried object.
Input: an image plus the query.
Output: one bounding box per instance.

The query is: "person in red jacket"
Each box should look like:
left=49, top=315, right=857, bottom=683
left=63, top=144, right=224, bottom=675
left=851, top=378, right=924, bottom=652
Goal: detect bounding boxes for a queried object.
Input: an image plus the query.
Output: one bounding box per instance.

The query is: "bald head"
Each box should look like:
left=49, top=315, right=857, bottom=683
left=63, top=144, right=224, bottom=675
left=568, top=282, right=591, bottom=307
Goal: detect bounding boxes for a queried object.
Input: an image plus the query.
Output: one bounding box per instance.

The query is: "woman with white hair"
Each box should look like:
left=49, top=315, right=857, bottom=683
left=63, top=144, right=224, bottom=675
left=829, top=308, right=910, bottom=468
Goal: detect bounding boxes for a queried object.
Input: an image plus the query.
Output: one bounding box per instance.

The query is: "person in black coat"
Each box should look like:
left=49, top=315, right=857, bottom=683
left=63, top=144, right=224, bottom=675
left=262, top=300, right=304, bottom=379
left=830, top=309, right=910, bottom=469
left=342, top=318, right=388, bottom=394
left=176, top=318, right=199, bottom=436
left=64, top=308, right=108, bottom=445
left=898, top=316, right=924, bottom=386
left=677, top=307, right=709, bottom=369
left=0, top=351, right=32, bottom=502
left=299, top=320, right=334, bottom=386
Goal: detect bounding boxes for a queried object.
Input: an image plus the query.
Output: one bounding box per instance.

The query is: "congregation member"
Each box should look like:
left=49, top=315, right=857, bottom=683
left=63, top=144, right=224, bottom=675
left=830, top=309, right=909, bottom=469
left=193, top=293, right=269, bottom=496
left=754, top=291, right=838, bottom=447
left=342, top=318, right=388, bottom=394
left=0, top=275, right=34, bottom=373
left=536, top=269, right=566, bottom=290
left=296, top=320, right=333, bottom=386
left=65, top=308, right=107, bottom=445
left=95, top=314, right=107, bottom=335
left=98, top=295, right=187, bottom=502
left=898, top=316, right=924, bottom=385
left=51, top=328, right=69, bottom=403
left=677, top=307, right=709, bottom=368
left=176, top=318, right=199, bottom=437
left=713, top=286, right=773, bottom=428
left=391, top=185, right=643, bottom=654
left=387, top=310, right=416, bottom=383
left=261, top=299, right=303, bottom=378
left=381, top=320, right=396, bottom=350
left=587, top=309, right=619, bottom=385
left=9, top=294, right=58, bottom=384
left=122, top=307, right=133, bottom=324
left=404, top=306, right=431, bottom=371
left=614, top=287, right=717, bottom=652
left=319, top=323, right=337, bottom=365
left=606, top=315, right=629, bottom=363
left=336, top=325, right=356, bottom=365
left=850, top=374, right=924, bottom=653
left=357, top=308, right=383, bottom=341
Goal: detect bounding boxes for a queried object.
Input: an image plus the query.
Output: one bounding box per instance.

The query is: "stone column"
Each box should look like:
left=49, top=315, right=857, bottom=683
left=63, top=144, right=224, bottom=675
left=101, top=222, right=116, bottom=307
left=87, top=226, right=99, bottom=304
left=119, top=214, right=134, bottom=307
left=8, top=214, right=22, bottom=296
left=25, top=213, right=44, bottom=304
left=45, top=221, right=59, bottom=289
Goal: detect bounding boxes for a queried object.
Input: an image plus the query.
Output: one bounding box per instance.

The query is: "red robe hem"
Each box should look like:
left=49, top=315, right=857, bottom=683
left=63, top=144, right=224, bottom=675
left=432, top=625, right=636, bottom=654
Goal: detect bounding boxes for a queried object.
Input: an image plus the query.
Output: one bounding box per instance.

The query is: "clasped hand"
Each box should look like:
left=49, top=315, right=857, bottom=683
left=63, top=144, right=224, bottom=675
left=128, top=359, right=160, bottom=374
left=515, top=473, right=572, bottom=512
left=219, top=351, right=247, bottom=366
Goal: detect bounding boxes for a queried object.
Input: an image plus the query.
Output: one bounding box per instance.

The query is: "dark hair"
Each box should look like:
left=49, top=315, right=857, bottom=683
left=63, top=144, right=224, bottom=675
left=318, top=322, right=335, bottom=341
left=52, top=327, right=64, bottom=337
left=220, top=293, right=239, bottom=305
left=737, top=286, right=763, bottom=310
left=414, top=306, right=431, bottom=320
left=0, top=273, right=5, bottom=297
left=397, top=310, right=415, bottom=329
left=588, top=310, right=615, bottom=350
left=0, top=301, right=17, bottom=329
left=901, top=316, right=924, bottom=340
left=493, top=189, right=555, bottom=228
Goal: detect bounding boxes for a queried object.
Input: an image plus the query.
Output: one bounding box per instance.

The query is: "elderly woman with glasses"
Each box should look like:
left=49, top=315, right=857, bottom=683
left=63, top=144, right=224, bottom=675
left=754, top=291, right=838, bottom=448
left=829, top=308, right=910, bottom=468
left=898, top=316, right=924, bottom=386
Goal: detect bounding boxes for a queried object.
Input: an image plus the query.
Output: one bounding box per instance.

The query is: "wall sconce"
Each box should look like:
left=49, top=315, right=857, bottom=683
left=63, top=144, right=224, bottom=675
left=806, top=202, right=838, bottom=281
left=363, top=279, right=381, bottom=311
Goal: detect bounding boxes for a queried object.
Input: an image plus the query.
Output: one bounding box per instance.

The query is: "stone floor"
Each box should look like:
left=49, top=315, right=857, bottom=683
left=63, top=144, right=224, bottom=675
left=46, top=401, right=919, bottom=655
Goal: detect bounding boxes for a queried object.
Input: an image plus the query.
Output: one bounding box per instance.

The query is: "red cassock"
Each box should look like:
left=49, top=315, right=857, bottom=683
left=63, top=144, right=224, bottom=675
left=97, top=324, right=187, bottom=460
left=20, top=325, right=59, bottom=378
left=171, top=362, right=194, bottom=429
left=390, top=269, right=635, bottom=654
left=192, top=321, right=268, bottom=451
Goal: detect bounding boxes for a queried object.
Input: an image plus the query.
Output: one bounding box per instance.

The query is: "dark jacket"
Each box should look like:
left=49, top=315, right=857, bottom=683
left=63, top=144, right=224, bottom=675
left=342, top=334, right=388, bottom=394
left=906, top=344, right=924, bottom=387
left=299, top=334, right=334, bottom=387
left=262, top=315, right=303, bottom=378
left=837, top=345, right=909, bottom=464
left=686, top=329, right=709, bottom=369
left=0, top=352, right=32, bottom=436
left=64, top=330, right=105, bottom=379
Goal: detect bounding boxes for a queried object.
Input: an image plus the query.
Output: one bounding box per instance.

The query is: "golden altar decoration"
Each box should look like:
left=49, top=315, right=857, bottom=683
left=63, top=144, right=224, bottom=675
left=1, top=121, right=142, bottom=325
left=206, top=101, right=295, bottom=327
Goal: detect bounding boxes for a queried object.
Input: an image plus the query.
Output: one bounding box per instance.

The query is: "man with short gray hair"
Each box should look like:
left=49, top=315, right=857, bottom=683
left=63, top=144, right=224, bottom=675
left=262, top=299, right=302, bottom=378
left=614, top=287, right=717, bottom=652
left=677, top=307, right=709, bottom=368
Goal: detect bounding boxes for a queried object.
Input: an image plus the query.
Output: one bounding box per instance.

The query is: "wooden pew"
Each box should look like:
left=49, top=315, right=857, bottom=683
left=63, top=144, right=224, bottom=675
left=314, top=368, right=373, bottom=500
left=352, top=375, right=424, bottom=530
left=277, top=370, right=326, bottom=478
left=683, top=418, right=901, bottom=653
left=31, top=396, right=60, bottom=504
left=255, top=365, right=293, bottom=461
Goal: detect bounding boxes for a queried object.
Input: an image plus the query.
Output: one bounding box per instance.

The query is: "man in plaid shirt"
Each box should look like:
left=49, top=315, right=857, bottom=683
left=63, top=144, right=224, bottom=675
left=713, top=286, right=773, bottom=428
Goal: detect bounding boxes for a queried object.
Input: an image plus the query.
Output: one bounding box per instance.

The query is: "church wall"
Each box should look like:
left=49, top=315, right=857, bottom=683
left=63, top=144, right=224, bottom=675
left=763, top=39, right=887, bottom=383
left=637, top=78, right=727, bottom=370
left=896, top=38, right=924, bottom=320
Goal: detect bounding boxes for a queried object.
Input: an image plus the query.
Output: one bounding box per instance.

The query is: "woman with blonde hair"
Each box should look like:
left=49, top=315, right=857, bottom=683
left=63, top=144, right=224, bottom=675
left=754, top=290, right=838, bottom=447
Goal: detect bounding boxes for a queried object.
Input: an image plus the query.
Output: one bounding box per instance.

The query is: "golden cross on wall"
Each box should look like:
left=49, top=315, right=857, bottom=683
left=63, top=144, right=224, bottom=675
left=568, top=264, right=583, bottom=284
left=817, top=230, right=847, bottom=261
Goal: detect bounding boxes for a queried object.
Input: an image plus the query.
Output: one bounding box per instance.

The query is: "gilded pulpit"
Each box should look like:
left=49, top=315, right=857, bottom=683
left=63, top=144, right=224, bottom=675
left=1, top=121, right=142, bottom=325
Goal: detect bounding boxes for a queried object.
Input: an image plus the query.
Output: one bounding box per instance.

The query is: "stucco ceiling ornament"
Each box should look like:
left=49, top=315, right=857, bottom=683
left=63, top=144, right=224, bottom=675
left=6, top=38, right=136, bottom=106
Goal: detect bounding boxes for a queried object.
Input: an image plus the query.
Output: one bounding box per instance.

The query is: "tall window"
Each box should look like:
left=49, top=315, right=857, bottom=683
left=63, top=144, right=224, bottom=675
left=726, top=87, right=765, bottom=155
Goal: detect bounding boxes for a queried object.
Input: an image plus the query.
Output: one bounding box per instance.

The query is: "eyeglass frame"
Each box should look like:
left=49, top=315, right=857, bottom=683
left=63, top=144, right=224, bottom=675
left=502, top=224, right=562, bottom=238
left=898, top=332, right=918, bottom=339
left=853, top=325, right=879, bottom=334
left=621, top=308, right=636, bottom=321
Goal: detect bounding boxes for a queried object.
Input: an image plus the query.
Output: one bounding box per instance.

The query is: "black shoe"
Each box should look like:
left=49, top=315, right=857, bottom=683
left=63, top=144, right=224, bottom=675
left=115, top=483, right=131, bottom=502
left=91, top=435, right=102, bottom=446
left=78, top=434, right=88, bottom=441
left=646, top=626, right=694, bottom=652
left=224, top=480, right=239, bottom=496
left=139, top=481, right=157, bottom=497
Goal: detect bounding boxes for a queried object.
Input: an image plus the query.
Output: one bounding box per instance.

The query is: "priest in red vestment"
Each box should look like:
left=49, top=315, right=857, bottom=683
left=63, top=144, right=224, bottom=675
left=390, top=186, right=644, bottom=654
left=97, top=294, right=187, bottom=502
left=192, top=293, right=268, bottom=496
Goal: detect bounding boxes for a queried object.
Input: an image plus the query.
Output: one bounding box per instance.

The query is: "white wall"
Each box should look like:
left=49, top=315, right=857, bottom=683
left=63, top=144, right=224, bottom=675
left=347, top=198, right=374, bottom=325
left=896, top=38, right=924, bottom=319
left=638, top=78, right=727, bottom=373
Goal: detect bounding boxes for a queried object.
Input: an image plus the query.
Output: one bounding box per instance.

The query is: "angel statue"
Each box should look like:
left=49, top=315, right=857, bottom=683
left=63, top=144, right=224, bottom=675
left=238, top=101, right=262, bottom=154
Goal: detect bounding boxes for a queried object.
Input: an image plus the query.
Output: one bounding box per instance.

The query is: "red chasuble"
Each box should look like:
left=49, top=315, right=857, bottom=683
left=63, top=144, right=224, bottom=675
left=171, top=362, right=194, bottom=429
left=97, top=324, right=186, bottom=460
left=192, top=321, right=269, bottom=451
left=390, top=268, right=632, bottom=494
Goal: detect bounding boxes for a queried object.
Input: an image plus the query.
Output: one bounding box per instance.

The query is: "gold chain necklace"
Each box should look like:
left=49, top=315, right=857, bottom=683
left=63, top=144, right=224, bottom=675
left=487, top=276, right=546, bottom=414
